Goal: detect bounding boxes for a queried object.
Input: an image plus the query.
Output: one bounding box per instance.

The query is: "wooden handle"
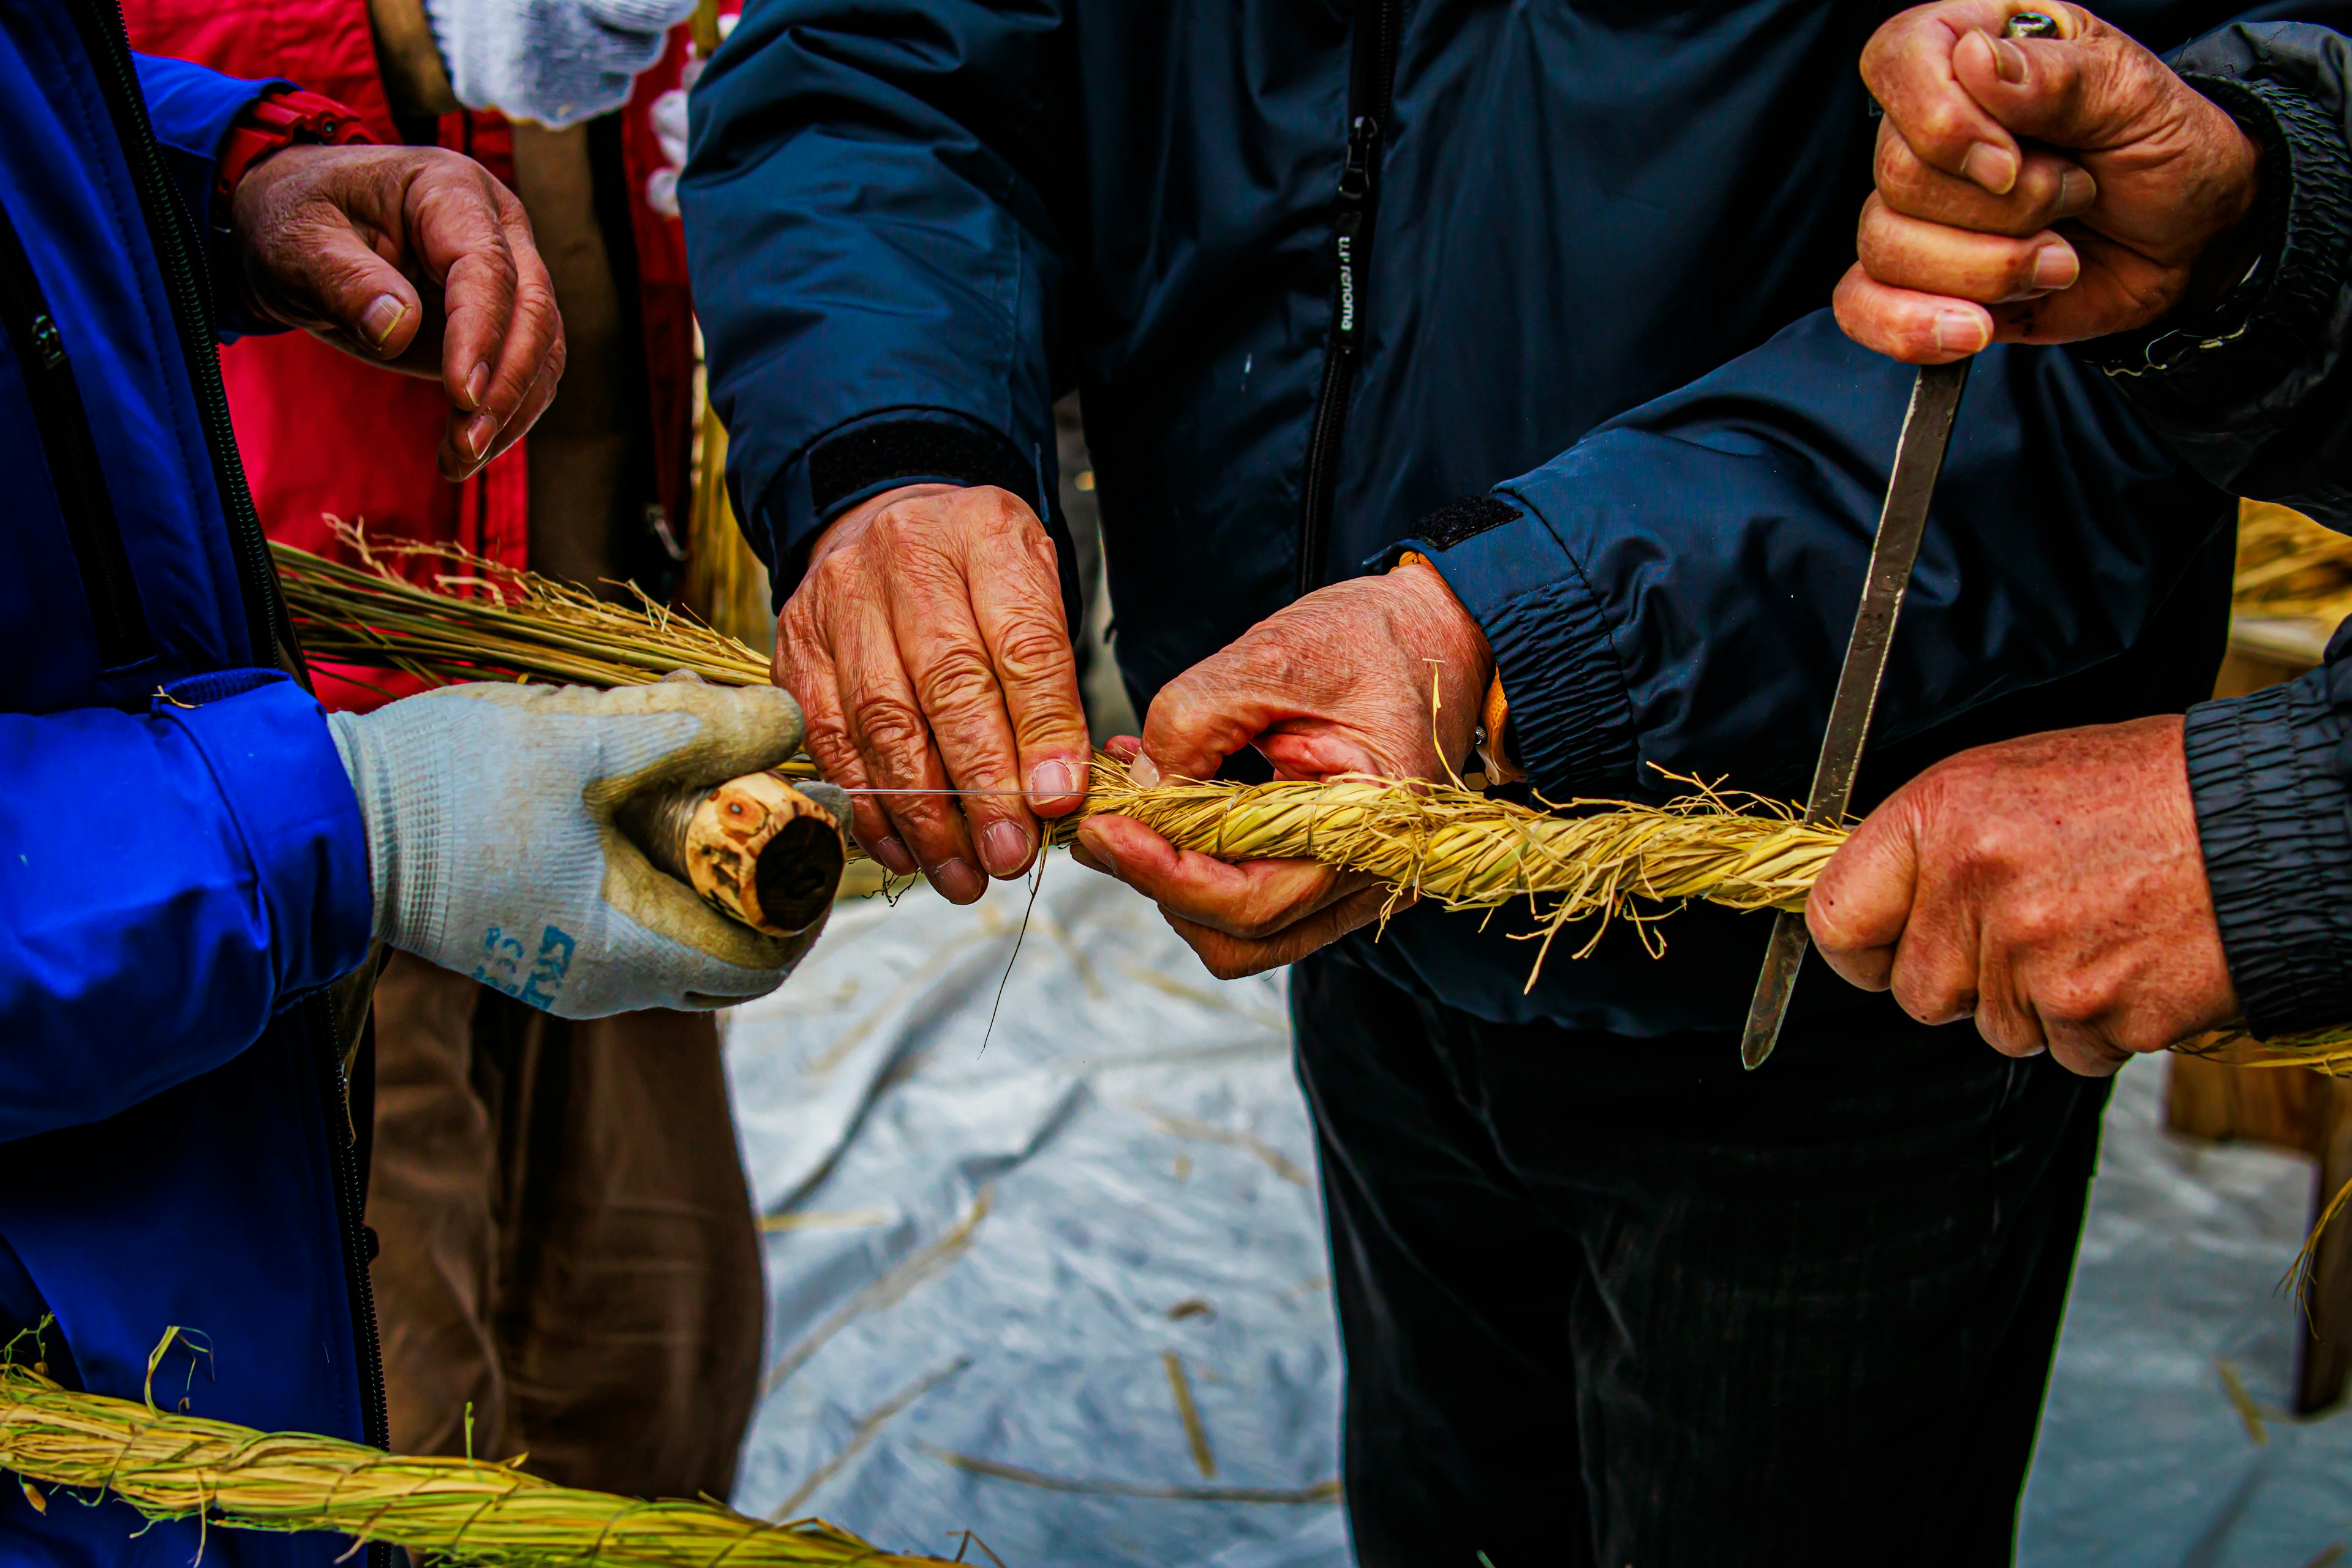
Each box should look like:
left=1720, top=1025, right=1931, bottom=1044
left=684, top=771, right=848, bottom=936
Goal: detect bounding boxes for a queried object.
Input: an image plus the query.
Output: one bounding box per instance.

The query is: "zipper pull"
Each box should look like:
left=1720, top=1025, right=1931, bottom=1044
left=1337, top=113, right=1382, bottom=203
left=29, top=314, right=64, bottom=371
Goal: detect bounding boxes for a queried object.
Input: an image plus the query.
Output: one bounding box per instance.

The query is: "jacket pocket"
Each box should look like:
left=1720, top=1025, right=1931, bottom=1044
left=0, top=194, right=154, bottom=671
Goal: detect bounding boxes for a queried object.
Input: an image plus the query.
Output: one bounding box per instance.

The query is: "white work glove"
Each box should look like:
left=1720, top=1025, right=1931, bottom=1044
left=421, top=0, right=694, bottom=129
left=328, top=679, right=821, bottom=1017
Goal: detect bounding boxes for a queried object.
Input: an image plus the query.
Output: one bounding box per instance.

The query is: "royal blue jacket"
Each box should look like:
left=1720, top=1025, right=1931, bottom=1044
left=685, top=0, right=2350, bottom=1035
left=0, top=4, right=378, bottom=1564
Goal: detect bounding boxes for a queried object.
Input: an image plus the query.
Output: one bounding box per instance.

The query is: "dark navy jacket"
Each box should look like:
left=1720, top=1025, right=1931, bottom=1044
left=0, top=3, right=376, bottom=1564
left=685, top=0, right=2350, bottom=1036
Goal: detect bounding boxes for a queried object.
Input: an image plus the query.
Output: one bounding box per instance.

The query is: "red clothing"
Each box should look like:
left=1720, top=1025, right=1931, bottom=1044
left=122, top=0, right=698, bottom=709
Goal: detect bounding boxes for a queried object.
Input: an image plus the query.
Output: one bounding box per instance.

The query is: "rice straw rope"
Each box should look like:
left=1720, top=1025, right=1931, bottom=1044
left=269, top=530, right=2352, bottom=1069
left=0, top=1338, right=962, bottom=1567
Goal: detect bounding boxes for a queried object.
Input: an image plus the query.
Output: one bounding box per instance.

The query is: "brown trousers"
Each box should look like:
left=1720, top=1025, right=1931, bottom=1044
left=365, top=952, right=764, bottom=1498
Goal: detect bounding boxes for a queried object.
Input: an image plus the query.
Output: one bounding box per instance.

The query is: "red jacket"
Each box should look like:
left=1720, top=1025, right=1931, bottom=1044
left=123, top=0, right=699, bottom=709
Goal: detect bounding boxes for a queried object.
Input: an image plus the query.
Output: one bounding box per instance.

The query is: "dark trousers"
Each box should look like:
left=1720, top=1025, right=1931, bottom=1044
left=1291, top=951, right=2109, bottom=1568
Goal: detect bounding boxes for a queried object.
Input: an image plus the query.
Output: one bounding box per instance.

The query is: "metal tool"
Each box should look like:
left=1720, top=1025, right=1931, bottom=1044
left=834, top=786, right=1076, bottom=798
left=1735, top=10, right=2056, bottom=1070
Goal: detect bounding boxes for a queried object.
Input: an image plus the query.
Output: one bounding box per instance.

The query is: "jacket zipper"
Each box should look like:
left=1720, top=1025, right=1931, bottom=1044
left=65, top=0, right=391, bottom=1515
left=0, top=197, right=154, bottom=671
left=1297, top=0, right=1401, bottom=597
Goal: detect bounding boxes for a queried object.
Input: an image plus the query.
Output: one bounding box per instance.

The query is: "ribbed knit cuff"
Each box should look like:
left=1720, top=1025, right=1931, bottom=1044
left=2184, top=665, right=2352, bottom=1037
left=1391, top=495, right=1639, bottom=797
left=2076, top=74, right=2352, bottom=413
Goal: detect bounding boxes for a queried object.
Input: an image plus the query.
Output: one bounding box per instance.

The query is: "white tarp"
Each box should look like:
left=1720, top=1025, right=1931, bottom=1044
left=722, top=859, right=2352, bottom=1566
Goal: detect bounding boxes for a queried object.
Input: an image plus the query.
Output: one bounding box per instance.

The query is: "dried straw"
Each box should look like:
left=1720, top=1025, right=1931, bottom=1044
left=273, top=522, right=771, bottom=690
left=271, top=529, right=2352, bottom=1065
left=0, top=1352, right=958, bottom=1567
left=2234, top=500, right=2352, bottom=623
left=1058, top=758, right=1839, bottom=975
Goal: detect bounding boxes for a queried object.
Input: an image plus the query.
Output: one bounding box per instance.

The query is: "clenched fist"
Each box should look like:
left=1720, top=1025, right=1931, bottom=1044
left=1807, top=715, right=2239, bottom=1076
left=1836, top=1, right=2262, bottom=362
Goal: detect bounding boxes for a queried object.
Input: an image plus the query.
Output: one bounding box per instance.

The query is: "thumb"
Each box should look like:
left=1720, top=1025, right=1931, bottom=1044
left=1136, top=647, right=1292, bottom=787
left=273, top=209, right=426, bottom=360
left=1950, top=17, right=2163, bottom=151
left=1806, top=805, right=1923, bottom=993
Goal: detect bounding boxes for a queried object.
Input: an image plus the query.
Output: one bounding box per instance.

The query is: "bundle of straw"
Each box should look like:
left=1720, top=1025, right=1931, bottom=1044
left=273, top=522, right=771, bottom=690
left=0, top=1358, right=959, bottom=1567
left=2234, top=500, right=2352, bottom=623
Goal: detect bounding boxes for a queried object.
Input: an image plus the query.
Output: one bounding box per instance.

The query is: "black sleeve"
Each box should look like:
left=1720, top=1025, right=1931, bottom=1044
left=2074, top=21, right=2352, bottom=524
left=2184, top=622, right=2352, bottom=1036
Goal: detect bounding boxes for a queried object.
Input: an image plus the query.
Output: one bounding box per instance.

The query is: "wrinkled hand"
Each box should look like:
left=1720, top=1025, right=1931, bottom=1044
left=777, top=484, right=1090, bottom=904
left=1836, top=1, right=2261, bottom=362
left=1073, top=562, right=1491, bottom=980
left=1807, top=716, right=2238, bottom=1075
left=230, top=143, right=564, bottom=480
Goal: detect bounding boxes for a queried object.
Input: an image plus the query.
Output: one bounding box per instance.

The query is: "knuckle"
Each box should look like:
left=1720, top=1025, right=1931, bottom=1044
left=849, top=693, right=928, bottom=757
left=994, top=621, right=1074, bottom=685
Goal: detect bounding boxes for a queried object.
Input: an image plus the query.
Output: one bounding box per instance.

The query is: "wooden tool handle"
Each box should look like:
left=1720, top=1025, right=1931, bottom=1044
left=630, top=770, right=846, bottom=937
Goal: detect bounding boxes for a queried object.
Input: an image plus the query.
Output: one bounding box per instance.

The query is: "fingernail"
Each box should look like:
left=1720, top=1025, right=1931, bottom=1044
left=1129, top=754, right=1164, bottom=788
left=2031, top=243, right=2079, bottom=292
left=1991, top=36, right=2029, bottom=83
left=462, top=410, right=496, bottom=461
left=979, top=819, right=1033, bottom=877
left=360, top=294, right=407, bottom=350
left=874, top=835, right=916, bottom=875
left=465, top=363, right=491, bottom=409
left=1030, top=759, right=1078, bottom=797
left=1962, top=141, right=2018, bottom=195
left=1933, top=311, right=1991, bottom=355
left=932, top=856, right=983, bottom=903
left=2059, top=167, right=2097, bottom=213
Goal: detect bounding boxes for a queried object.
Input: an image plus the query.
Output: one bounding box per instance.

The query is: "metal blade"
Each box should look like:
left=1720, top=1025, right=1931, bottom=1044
left=1738, top=357, right=1972, bottom=1070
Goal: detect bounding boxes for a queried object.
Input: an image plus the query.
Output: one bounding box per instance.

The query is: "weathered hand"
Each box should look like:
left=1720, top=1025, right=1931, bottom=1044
left=776, top=483, right=1090, bottom=904
left=230, top=143, right=564, bottom=480
left=1807, top=715, right=2238, bottom=1075
left=1072, top=562, right=1491, bottom=980
left=1835, top=1, right=2261, bottom=363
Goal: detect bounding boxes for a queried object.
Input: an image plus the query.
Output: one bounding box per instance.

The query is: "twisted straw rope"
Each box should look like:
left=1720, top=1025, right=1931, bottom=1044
left=0, top=1359, right=957, bottom=1567
left=1054, top=758, right=1841, bottom=973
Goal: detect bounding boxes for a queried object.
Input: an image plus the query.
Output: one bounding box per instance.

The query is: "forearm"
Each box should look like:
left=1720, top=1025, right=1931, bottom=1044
left=0, top=675, right=372, bottom=1139
left=1398, top=314, right=2233, bottom=801
left=2075, top=20, right=2352, bottom=520
left=679, top=0, right=1072, bottom=594
left=2183, top=625, right=2352, bottom=1036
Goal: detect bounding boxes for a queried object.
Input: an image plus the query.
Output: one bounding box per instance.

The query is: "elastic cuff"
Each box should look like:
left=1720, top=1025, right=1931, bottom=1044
left=1391, top=494, right=1638, bottom=797
left=2076, top=74, right=2352, bottom=412
left=2184, top=668, right=2352, bottom=1036
left=156, top=671, right=374, bottom=996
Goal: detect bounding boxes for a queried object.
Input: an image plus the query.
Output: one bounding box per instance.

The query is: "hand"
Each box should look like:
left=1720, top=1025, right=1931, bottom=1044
left=1835, top=1, right=2261, bottom=363
left=327, top=677, right=821, bottom=1017
left=230, top=143, right=565, bottom=481
left=1072, top=561, right=1491, bottom=980
left=1807, top=715, right=2238, bottom=1075
left=776, top=484, right=1090, bottom=904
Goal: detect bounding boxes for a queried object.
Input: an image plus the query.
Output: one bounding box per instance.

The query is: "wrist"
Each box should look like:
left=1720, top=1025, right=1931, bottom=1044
left=217, top=90, right=374, bottom=230
left=807, top=483, right=968, bottom=568
left=2175, top=115, right=2264, bottom=316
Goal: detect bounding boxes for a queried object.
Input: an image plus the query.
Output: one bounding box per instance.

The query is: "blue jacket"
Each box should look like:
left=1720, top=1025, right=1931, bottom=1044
left=0, top=3, right=377, bottom=1564
left=685, top=0, right=2349, bottom=1035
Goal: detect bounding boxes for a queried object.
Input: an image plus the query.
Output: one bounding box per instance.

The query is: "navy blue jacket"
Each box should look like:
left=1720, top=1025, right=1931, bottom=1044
left=684, top=1, right=2344, bottom=1034
left=0, top=4, right=377, bottom=1564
